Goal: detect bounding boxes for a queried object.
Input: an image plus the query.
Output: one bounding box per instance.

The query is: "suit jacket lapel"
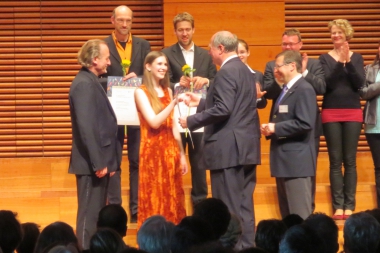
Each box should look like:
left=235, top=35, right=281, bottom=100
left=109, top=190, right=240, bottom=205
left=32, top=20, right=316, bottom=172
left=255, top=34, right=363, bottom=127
left=193, top=46, right=205, bottom=76
left=131, top=35, right=139, bottom=66
left=107, top=36, right=121, bottom=65
left=172, top=43, right=187, bottom=67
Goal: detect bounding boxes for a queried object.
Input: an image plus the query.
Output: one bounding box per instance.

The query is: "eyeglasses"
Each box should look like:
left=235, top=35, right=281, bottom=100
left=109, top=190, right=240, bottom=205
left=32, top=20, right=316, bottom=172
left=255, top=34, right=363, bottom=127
left=281, top=41, right=301, bottom=47
left=274, top=63, right=290, bottom=69
left=115, top=19, right=132, bottom=24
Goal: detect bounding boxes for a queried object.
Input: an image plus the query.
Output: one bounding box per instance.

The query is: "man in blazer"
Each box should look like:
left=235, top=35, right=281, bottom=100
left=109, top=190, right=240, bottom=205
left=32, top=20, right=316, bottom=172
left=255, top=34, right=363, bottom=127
left=162, top=12, right=217, bottom=205
left=99, top=5, right=151, bottom=223
left=262, top=28, right=325, bottom=212
left=261, top=50, right=317, bottom=219
left=179, top=31, right=260, bottom=249
left=69, top=39, right=122, bottom=250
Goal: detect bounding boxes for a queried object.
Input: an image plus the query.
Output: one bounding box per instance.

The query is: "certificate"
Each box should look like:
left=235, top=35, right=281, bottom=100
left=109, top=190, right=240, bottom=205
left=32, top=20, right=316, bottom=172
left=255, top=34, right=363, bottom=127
left=107, top=76, right=142, bottom=125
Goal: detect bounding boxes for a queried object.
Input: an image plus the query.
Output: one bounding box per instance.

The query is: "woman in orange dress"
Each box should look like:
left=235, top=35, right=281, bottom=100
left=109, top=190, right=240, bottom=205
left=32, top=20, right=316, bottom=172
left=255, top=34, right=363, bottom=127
left=134, top=51, right=188, bottom=227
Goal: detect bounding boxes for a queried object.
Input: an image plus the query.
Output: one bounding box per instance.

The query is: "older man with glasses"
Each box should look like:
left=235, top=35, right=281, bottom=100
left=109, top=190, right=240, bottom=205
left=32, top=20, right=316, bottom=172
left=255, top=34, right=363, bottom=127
left=262, top=28, right=326, bottom=213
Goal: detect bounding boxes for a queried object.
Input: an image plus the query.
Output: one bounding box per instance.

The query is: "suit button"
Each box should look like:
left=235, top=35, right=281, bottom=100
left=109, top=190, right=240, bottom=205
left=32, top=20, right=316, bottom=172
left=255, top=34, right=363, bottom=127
left=273, top=115, right=277, bottom=119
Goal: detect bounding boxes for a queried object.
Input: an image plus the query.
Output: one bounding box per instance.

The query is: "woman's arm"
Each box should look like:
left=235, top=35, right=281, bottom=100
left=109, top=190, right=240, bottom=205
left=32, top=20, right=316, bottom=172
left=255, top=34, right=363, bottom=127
left=134, top=87, right=176, bottom=129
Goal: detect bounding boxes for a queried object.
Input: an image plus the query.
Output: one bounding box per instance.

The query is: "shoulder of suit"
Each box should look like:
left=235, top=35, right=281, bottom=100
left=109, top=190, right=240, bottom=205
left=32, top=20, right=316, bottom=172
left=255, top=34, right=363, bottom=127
left=132, top=35, right=150, bottom=44
left=161, top=44, right=177, bottom=53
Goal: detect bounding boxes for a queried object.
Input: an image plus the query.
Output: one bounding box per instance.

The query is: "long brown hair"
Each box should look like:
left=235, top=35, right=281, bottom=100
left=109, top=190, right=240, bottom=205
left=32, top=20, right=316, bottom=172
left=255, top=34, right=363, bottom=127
left=142, top=51, right=170, bottom=114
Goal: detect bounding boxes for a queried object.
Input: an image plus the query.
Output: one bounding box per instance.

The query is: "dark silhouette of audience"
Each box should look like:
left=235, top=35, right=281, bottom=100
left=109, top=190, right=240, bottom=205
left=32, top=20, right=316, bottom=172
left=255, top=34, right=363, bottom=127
left=343, top=212, right=380, bottom=253
left=279, top=224, right=323, bottom=253
left=34, top=221, right=79, bottom=253
left=120, top=248, right=148, bottom=253
left=254, top=219, right=287, bottom=253
left=239, top=247, right=269, bottom=253
left=282, top=214, right=303, bottom=229
left=0, top=210, right=22, bottom=253
left=17, top=222, right=40, bottom=253
left=219, top=213, right=242, bottom=249
left=97, top=204, right=128, bottom=237
left=186, top=241, right=234, bottom=253
left=192, top=198, right=231, bottom=239
left=42, top=243, right=80, bottom=253
left=170, top=216, right=215, bottom=253
left=89, top=228, right=127, bottom=253
left=137, top=215, right=174, bottom=253
left=304, top=212, right=339, bottom=253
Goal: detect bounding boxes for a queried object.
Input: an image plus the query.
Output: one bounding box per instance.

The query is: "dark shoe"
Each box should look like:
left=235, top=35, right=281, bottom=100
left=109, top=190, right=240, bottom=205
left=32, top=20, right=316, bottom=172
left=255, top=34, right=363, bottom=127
left=130, top=213, right=137, bottom=223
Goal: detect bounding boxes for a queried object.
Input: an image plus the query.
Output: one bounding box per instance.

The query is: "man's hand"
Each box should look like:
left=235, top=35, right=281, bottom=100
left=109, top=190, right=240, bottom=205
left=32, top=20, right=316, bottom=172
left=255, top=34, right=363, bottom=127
left=122, top=72, right=137, bottom=81
left=256, top=82, right=267, bottom=99
left=179, top=76, right=191, bottom=88
left=178, top=92, right=201, bottom=107
left=301, top=52, right=308, bottom=73
left=179, top=115, right=188, bottom=128
left=192, top=76, right=209, bottom=90
left=95, top=167, right=108, bottom=178
left=260, top=123, right=275, bottom=136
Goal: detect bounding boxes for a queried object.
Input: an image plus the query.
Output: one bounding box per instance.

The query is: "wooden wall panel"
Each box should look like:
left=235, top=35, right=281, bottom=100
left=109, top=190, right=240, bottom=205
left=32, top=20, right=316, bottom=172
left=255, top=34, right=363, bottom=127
left=0, top=0, right=163, bottom=158
left=164, top=2, right=284, bottom=47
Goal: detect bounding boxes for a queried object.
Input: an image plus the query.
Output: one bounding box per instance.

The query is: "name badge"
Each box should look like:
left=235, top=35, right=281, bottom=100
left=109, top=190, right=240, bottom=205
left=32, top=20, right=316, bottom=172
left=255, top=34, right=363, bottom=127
left=279, top=105, right=288, bottom=113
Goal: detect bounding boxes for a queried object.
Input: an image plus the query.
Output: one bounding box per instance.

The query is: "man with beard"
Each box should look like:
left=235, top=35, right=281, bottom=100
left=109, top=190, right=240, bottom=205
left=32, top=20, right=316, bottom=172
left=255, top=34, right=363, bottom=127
left=99, top=5, right=151, bottom=223
left=162, top=12, right=216, bottom=206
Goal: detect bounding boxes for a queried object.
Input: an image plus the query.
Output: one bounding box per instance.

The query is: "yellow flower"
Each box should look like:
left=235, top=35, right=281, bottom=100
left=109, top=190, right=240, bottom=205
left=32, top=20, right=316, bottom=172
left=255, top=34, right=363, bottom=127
left=121, top=59, right=131, bottom=76
left=182, top=64, right=190, bottom=72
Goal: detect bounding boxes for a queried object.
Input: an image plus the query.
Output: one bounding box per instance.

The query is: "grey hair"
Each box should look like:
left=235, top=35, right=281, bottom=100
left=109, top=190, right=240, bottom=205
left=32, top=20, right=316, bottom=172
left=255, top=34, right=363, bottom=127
left=211, top=31, right=238, bottom=53
left=77, top=39, right=106, bottom=68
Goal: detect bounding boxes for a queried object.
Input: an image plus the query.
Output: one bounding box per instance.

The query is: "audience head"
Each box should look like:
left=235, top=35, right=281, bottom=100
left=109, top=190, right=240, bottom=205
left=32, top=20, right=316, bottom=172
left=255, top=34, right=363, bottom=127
left=279, top=224, right=323, bottom=253
left=304, top=212, right=339, bottom=253
left=186, top=241, right=235, bottom=253
left=137, top=215, right=174, bottom=253
left=34, top=221, right=78, bottom=253
left=343, top=212, right=380, bottom=253
left=0, top=210, right=22, bottom=253
left=219, top=213, right=242, bottom=249
left=90, top=228, right=126, bottom=253
left=42, top=243, right=79, bottom=253
left=254, top=219, right=287, bottom=253
left=365, top=208, right=380, bottom=224
left=237, top=39, right=250, bottom=65
left=281, top=28, right=303, bottom=51
left=171, top=216, right=215, bottom=253
left=17, top=222, right=40, bottom=253
left=193, top=198, right=231, bottom=239
left=328, top=19, right=354, bottom=41
left=97, top=204, right=128, bottom=237
left=120, top=248, right=148, bottom=253
left=239, top=247, right=269, bottom=253
left=282, top=214, right=303, bottom=229
left=209, top=31, right=238, bottom=66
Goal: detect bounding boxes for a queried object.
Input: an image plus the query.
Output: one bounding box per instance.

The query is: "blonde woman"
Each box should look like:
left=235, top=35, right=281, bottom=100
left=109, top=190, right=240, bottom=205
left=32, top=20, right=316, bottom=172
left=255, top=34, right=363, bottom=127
left=319, top=19, right=365, bottom=220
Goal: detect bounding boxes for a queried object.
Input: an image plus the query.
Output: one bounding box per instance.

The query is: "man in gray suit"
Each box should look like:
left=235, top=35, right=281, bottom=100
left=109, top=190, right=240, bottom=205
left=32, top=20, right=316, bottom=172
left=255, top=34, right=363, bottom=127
left=69, top=39, right=122, bottom=250
left=99, top=5, right=151, bottom=223
left=162, top=12, right=217, bottom=206
left=263, top=28, right=325, bottom=212
left=179, top=31, right=260, bottom=249
left=261, top=50, right=317, bottom=219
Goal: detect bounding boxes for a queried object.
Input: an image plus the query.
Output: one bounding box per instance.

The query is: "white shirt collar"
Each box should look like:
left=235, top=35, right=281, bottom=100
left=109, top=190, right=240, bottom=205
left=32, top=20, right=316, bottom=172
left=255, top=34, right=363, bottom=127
left=221, top=55, right=238, bottom=68
left=179, top=42, right=194, bottom=52
left=286, top=73, right=302, bottom=90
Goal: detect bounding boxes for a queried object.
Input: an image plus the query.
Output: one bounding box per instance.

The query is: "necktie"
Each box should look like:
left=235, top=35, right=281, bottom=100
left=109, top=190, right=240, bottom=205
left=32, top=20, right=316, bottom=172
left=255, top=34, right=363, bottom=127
left=275, top=84, right=288, bottom=109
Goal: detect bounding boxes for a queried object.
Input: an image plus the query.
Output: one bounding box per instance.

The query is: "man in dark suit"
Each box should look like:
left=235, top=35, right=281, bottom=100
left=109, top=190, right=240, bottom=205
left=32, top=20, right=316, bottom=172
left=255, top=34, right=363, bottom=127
left=261, top=50, right=317, bottom=219
left=262, top=28, right=325, bottom=211
left=162, top=12, right=217, bottom=206
left=99, top=5, right=151, bottom=223
left=69, top=39, right=122, bottom=250
left=179, top=31, right=260, bottom=249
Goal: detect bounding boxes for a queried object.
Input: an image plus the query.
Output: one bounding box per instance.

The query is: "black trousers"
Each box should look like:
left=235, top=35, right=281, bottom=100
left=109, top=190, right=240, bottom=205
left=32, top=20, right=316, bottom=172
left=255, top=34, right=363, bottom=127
left=323, top=122, right=361, bottom=211
left=107, top=125, right=140, bottom=216
left=365, top=133, right=380, bottom=208
left=210, top=164, right=256, bottom=250
left=76, top=174, right=109, bottom=250
left=181, top=132, right=208, bottom=205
